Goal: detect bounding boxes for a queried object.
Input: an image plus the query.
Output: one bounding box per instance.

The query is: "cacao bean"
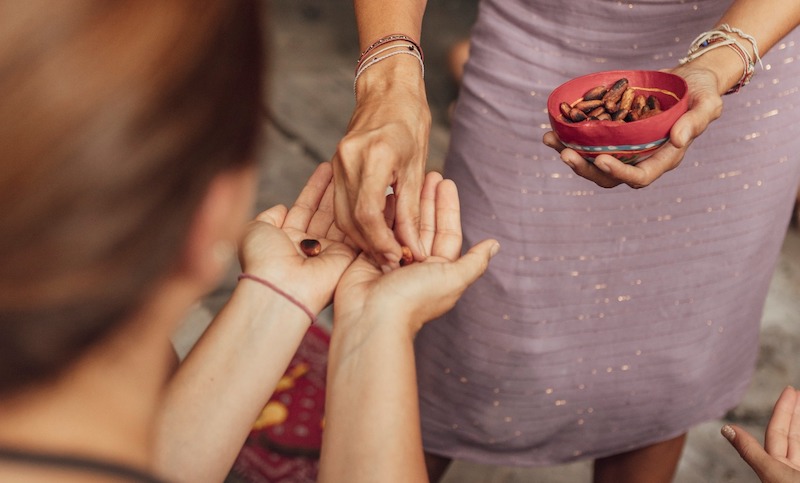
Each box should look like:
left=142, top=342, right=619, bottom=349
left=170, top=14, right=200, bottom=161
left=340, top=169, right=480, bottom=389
left=300, top=239, right=321, bottom=257
left=582, top=85, right=607, bottom=101
left=587, top=106, right=606, bottom=118
left=559, top=102, right=572, bottom=119
left=619, top=88, right=635, bottom=111
left=602, top=78, right=628, bottom=106
left=568, top=108, right=588, bottom=122
left=640, top=107, right=662, bottom=120
left=399, top=246, right=414, bottom=266
left=574, top=99, right=603, bottom=112
left=646, top=95, right=661, bottom=111
left=631, top=94, right=647, bottom=113
left=612, top=108, right=629, bottom=122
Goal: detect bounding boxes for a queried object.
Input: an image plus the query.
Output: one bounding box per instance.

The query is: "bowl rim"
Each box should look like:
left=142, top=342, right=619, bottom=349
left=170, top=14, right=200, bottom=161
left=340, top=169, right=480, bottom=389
left=547, top=69, right=689, bottom=133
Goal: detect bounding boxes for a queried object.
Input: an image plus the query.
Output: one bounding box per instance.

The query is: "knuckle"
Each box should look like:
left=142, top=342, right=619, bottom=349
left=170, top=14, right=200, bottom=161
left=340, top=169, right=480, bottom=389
left=353, top=200, right=383, bottom=226
left=700, top=93, right=724, bottom=120
left=365, top=138, right=398, bottom=163
left=336, top=135, right=362, bottom=165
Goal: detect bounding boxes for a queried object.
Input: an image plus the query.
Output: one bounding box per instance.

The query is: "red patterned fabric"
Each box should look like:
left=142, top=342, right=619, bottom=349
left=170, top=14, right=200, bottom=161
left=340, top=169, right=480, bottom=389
left=228, top=326, right=329, bottom=483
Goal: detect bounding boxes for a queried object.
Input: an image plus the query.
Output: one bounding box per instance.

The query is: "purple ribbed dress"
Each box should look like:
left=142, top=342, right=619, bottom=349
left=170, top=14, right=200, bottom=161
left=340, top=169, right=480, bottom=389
left=415, top=0, right=800, bottom=465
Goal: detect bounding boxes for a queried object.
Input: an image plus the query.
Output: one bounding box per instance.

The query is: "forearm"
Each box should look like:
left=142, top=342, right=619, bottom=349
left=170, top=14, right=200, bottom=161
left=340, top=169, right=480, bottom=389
left=720, top=0, right=800, bottom=52
left=154, top=282, right=312, bottom=483
left=319, top=319, right=428, bottom=483
left=687, top=0, right=800, bottom=94
left=351, top=0, right=428, bottom=100
left=353, top=0, right=427, bottom=49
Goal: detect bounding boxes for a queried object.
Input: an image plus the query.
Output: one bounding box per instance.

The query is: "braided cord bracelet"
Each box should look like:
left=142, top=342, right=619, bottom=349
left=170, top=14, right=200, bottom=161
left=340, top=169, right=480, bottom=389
left=237, top=273, right=317, bottom=326
left=354, top=48, right=424, bottom=94
left=353, top=33, right=425, bottom=97
left=679, top=24, right=762, bottom=95
left=357, top=33, right=424, bottom=65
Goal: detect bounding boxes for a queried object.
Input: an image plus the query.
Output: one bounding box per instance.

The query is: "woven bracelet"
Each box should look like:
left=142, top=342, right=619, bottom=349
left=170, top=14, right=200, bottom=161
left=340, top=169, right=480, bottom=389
left=358, top=33, right=424, bottom=64
left=679, top=26, right=762, bottom=95
left=353, top=47, right=424, bottom=96
left=237, top=273, right=317, bottom=326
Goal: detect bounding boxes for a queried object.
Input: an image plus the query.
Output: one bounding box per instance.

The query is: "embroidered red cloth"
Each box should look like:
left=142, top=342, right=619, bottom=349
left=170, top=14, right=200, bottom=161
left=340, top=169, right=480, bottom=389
left=227, top=325, right=329, bottom=483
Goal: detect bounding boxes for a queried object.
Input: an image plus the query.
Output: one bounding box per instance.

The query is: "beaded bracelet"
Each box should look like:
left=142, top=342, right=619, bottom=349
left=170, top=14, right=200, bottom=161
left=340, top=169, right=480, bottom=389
left=355, top=42, right=419, bottom=73
left=354, top=45, right=424, bottom=95
left=679, top=25, right=762, bottom=95
left=353, top=33, right=426, bottom=97
left=237, top=273, right=317, bottom=325
left=357, top=33, right=424, bottom=65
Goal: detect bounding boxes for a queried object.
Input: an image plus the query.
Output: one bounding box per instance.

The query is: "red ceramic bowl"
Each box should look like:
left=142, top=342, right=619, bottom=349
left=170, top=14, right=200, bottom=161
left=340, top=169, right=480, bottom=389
left=547, top=70, right=689, bottom=165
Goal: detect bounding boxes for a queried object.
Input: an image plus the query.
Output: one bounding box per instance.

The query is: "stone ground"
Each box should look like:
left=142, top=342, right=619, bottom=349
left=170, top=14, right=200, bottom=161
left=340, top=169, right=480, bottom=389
left=176, top=1, right=800, bottom=481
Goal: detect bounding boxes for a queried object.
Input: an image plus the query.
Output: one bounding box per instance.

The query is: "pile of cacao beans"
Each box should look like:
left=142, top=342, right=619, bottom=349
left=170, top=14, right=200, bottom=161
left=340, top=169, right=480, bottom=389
left=559, top=78, right=663, bottom=123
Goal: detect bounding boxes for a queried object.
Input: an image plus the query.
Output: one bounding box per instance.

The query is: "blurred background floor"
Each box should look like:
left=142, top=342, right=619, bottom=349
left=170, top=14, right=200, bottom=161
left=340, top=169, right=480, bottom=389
left=180, top=1, right=800, bottom=481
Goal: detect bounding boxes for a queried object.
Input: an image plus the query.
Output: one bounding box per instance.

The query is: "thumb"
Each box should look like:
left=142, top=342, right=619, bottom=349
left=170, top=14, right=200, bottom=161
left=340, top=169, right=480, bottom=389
left=723, top=424, right=782, bottom=482
left=255, top=204, right=289, bottom=227
left=451, top=239, right=500, bottom=287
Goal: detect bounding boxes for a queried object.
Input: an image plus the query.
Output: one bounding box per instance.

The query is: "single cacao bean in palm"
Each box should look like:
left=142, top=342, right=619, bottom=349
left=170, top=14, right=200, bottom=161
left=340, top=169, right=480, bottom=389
left=300, top=239, right=322, bottom=257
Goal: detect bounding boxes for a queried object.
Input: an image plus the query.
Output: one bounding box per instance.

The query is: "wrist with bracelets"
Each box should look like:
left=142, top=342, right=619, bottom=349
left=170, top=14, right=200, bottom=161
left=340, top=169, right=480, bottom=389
left=679, top=23, right=763, bottom=95
left=353, top=33, right=425, bottom=97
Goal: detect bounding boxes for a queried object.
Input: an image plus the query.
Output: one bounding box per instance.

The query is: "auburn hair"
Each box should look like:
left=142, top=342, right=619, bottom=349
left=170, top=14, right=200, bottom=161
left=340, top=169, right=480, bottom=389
left=0, top=0, right=264, bottom=393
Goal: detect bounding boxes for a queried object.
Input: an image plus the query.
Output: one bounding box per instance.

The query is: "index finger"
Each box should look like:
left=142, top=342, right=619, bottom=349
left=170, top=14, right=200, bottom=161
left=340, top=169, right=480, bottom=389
left=351, top=164, right=403, bottom=265
left=597, top=140, right=688, bottom=188
left=560, top=149, right=622, bottom=189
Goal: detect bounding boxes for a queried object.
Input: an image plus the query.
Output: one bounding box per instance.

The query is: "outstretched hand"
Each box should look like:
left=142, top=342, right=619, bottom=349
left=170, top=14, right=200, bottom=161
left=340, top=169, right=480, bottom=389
left=333, top=170, right=499, bottom=334
left=723, top=386, right=800, bottom=483
left=543, top=64, right=723, bottom=189
left=238, top=162, right=358, bottom=316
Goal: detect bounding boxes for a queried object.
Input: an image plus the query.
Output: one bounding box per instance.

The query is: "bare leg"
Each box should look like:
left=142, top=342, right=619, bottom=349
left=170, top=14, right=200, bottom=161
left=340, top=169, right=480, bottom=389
left=424, top=451, right=453, bottom=483
left=593, top=433, right=687, bottom=483
left=446, top=39, right=470, bottom=122
left=446, top=39, right=470, bottom=87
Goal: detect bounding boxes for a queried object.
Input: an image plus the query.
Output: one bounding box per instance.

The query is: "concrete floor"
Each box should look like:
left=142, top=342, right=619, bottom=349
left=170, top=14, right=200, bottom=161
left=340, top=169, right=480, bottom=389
left=178, top=1, right=800, bottom=481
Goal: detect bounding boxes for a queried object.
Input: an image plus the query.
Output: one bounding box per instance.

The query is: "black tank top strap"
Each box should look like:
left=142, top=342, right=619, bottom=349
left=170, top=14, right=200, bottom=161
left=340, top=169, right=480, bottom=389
left=0, top=445, right=167, bottom=483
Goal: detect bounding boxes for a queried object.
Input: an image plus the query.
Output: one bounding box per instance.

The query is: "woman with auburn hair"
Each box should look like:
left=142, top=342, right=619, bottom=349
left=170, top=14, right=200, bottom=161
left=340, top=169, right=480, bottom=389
left=0, top=1, right=498, bottom=482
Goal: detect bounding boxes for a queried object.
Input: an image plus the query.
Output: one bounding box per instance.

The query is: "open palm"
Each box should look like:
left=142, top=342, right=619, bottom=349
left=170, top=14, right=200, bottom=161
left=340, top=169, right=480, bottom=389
left=239, top=163, right=358, bottom=315
left=725, top=386, right=800, bottom=482
left=334, top=171, right=498, bottom=334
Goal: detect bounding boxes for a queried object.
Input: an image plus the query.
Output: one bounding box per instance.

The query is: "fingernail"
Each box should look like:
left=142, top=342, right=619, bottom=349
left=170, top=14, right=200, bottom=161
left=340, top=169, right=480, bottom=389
left=383, top=252, right=400, bottom=263
left=380, top=264, right=392, bottom=274
left=562, top=156, right=576, bottom=170
left=490, top=243, right=500, bottom=257
left=720, top=425, right=736, bottom=442
left=417, top=240, right=428, bottom=258
left=593, top=158, right=611, bottom=173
